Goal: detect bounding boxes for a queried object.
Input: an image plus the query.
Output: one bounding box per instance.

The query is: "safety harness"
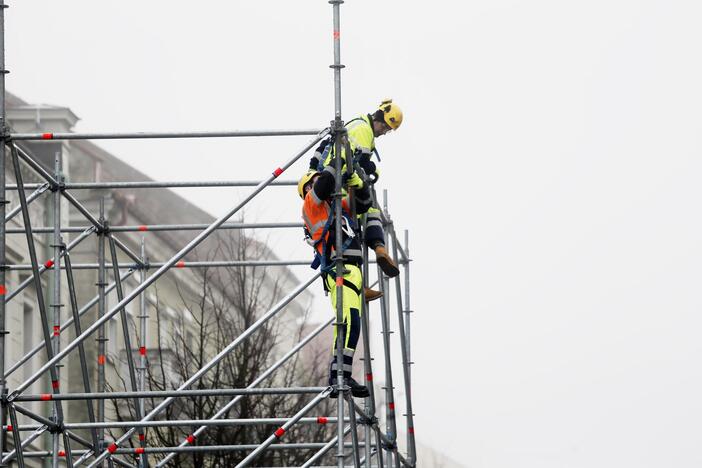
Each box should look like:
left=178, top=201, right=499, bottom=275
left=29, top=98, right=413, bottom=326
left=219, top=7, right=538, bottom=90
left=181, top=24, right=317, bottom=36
left=307, top=205, right=356, bottom=274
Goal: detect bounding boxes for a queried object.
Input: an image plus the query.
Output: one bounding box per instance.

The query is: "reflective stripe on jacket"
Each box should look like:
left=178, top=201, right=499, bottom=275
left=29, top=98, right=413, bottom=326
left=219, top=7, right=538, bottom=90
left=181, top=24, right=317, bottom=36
left=346, top=114, right=375, bottom=157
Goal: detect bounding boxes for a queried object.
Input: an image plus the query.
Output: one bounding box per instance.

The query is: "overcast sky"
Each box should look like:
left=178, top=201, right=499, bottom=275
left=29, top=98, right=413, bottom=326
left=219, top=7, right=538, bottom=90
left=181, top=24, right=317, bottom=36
left=7, top=1, right=702, bottom=466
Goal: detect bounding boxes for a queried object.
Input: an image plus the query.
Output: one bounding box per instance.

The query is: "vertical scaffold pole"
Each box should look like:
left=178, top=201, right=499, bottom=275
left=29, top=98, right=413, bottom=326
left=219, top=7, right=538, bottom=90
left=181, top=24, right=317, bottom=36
left=96, top=199, right=106, bottom=468
left=330, top=1, right=349, bottom=467
left=137, top=237, right=147, bottom=468
left=0, top=0, right=7, bottom=463
left=404, top=230, right=411, bottom=383
left=389, top=226, right=416, bottom=464
left=360, top=215, right=384, bottom=468
left=51, top=151, right=63, bottom=468
left=379, top=192, right=399, bottom=468
left=404, top=229, right=414, bottom=460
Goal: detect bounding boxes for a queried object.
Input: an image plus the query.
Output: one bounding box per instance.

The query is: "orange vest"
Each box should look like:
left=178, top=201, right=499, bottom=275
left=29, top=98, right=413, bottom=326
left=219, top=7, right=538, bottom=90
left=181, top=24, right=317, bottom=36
left=302, top=193, right=350, bottom=257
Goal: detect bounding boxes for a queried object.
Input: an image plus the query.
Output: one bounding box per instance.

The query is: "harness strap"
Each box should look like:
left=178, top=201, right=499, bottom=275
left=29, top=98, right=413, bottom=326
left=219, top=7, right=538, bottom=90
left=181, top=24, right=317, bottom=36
left=321, top=272, right=362, bottom=296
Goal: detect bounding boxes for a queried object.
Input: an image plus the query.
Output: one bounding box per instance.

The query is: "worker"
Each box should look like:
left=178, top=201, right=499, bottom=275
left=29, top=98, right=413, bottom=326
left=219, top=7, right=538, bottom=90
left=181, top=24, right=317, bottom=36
left=298, top=165, right=379, bottom=398
left=309, top=99, right=403, bottom=278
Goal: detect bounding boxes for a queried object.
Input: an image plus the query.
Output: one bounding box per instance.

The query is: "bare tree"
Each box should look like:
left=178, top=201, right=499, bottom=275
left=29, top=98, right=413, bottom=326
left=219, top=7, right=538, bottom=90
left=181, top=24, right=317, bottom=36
left=109, top=230, right=333, bottom=467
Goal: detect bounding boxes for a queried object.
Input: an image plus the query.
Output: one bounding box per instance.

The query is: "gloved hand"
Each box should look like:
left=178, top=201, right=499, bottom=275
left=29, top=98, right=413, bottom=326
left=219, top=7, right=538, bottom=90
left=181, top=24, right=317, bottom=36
left=309, top=154, right=320, bottom=170
left=357, top=153, right=377, bottom=179
left=344, top=172, right=364, bottom=189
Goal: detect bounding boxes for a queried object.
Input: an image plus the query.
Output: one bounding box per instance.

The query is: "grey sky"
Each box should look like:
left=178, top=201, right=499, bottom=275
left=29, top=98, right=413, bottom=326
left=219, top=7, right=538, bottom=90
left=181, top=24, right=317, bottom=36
left=8, top=1, right=702, bottom=466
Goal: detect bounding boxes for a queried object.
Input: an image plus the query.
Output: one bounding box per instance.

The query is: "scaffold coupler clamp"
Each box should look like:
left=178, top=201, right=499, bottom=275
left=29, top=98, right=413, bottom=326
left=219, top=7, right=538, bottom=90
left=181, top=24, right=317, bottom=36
left=94, top=220, right=109, bottom=237
left=50, top=174, right=66, bottom=193
left=358, top=414, right=378, bottom=426
left=381, top=437, right=398, bottom=451
left=47, top=415, right=64, bottom=434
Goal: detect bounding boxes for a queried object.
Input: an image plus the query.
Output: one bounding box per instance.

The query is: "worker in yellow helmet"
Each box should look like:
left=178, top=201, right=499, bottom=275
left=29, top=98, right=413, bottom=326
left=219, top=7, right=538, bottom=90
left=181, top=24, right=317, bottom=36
left=310, top=99, right=403, bottom=278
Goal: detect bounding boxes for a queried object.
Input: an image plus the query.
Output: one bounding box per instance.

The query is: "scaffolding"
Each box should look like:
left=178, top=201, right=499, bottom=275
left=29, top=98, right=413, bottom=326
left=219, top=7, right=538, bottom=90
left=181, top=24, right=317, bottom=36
left=0, top=1, right=416, bottom=467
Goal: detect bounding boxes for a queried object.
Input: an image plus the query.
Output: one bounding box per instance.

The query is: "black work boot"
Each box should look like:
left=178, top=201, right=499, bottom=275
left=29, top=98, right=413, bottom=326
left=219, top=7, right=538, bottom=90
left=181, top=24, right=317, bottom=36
left=329, top=377, right=370, bottom=399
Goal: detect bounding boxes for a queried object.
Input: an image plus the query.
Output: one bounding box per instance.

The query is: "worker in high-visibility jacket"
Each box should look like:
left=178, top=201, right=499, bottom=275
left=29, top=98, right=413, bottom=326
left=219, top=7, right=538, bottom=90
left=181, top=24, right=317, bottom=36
left=310, top=99, right=403, bottom=278
left=298, top=165, right=381, bottom=398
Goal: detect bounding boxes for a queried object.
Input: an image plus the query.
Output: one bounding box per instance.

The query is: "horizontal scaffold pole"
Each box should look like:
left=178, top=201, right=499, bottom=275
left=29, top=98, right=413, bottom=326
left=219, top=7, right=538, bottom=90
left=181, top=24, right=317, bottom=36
left=4, top=442, right=371, bottom=457
left=7, top=180, right=297, bottom=190
left=14, top=387, right=327, bottom=402
left=10, top=129, right=323, bottom=141
left=6, top=416, right=343, bottom=431
left=6, top=221, right=303, bottom=234
left=3, top=260, right=377, bottom=270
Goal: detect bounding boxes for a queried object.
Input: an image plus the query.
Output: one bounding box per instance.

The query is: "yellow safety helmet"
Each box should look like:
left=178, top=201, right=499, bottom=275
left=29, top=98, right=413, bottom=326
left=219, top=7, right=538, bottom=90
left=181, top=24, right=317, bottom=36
left=297, top=170, right=318, bottom=199
left=378, top=99, right=403, bottom=130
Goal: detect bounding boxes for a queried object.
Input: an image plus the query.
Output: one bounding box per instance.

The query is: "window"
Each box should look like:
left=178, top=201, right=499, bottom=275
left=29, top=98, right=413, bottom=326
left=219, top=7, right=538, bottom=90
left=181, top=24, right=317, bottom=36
left=23, top=304, right=34, bottom=383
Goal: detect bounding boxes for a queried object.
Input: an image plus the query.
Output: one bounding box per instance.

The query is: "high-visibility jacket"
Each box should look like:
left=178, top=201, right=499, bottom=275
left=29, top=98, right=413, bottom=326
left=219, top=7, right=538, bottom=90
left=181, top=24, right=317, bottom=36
left=323, top=114, right=376, bottom=170
left=346, top=114, right=375, bottom=158
left=302, top=166, right=369, bottom=266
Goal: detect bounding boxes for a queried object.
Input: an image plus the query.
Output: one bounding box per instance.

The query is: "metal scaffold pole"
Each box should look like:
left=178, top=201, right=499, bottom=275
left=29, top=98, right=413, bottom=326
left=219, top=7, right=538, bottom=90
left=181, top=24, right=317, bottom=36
left=51, top=150, right=64, bottom=468
left=10, top=129, right=322, bottom=141
left=388, top=224, right=416, bottom=465
left=0, top=0, right=7, bottom=464
left=378, top=193, right=400, bottom=468
left=8, top=180, right=297, bottom=190
left=137, top=237, right=147, bottom=468
left=329, top=1, right=356, bottom=467
left=360, top=216, right=384, bottom=468
left=97, top=199, right=107, bottom=468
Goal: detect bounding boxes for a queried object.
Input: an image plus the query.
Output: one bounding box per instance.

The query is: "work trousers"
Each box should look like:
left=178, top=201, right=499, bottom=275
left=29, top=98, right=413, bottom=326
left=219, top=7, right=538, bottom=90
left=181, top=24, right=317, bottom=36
left=363, top=206, right=385, bottom=249
left=324, top=264, right=363, bottom=384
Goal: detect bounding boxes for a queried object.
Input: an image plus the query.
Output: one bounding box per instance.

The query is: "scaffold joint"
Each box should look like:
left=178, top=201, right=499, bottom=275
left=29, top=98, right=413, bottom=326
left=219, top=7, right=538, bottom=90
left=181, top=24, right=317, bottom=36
left=328, top=0, right=344, bottom=5
left=357, top=414, right=378, bottom=426
left=96, top=219, right=110, bottom=235
left=49, top=181, right=66, bottom=193
left=381, top=438, right=398, bottom=450
left=0, top=199, right=8, bottom=206
left=47, top=420, right=65, bottom=434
